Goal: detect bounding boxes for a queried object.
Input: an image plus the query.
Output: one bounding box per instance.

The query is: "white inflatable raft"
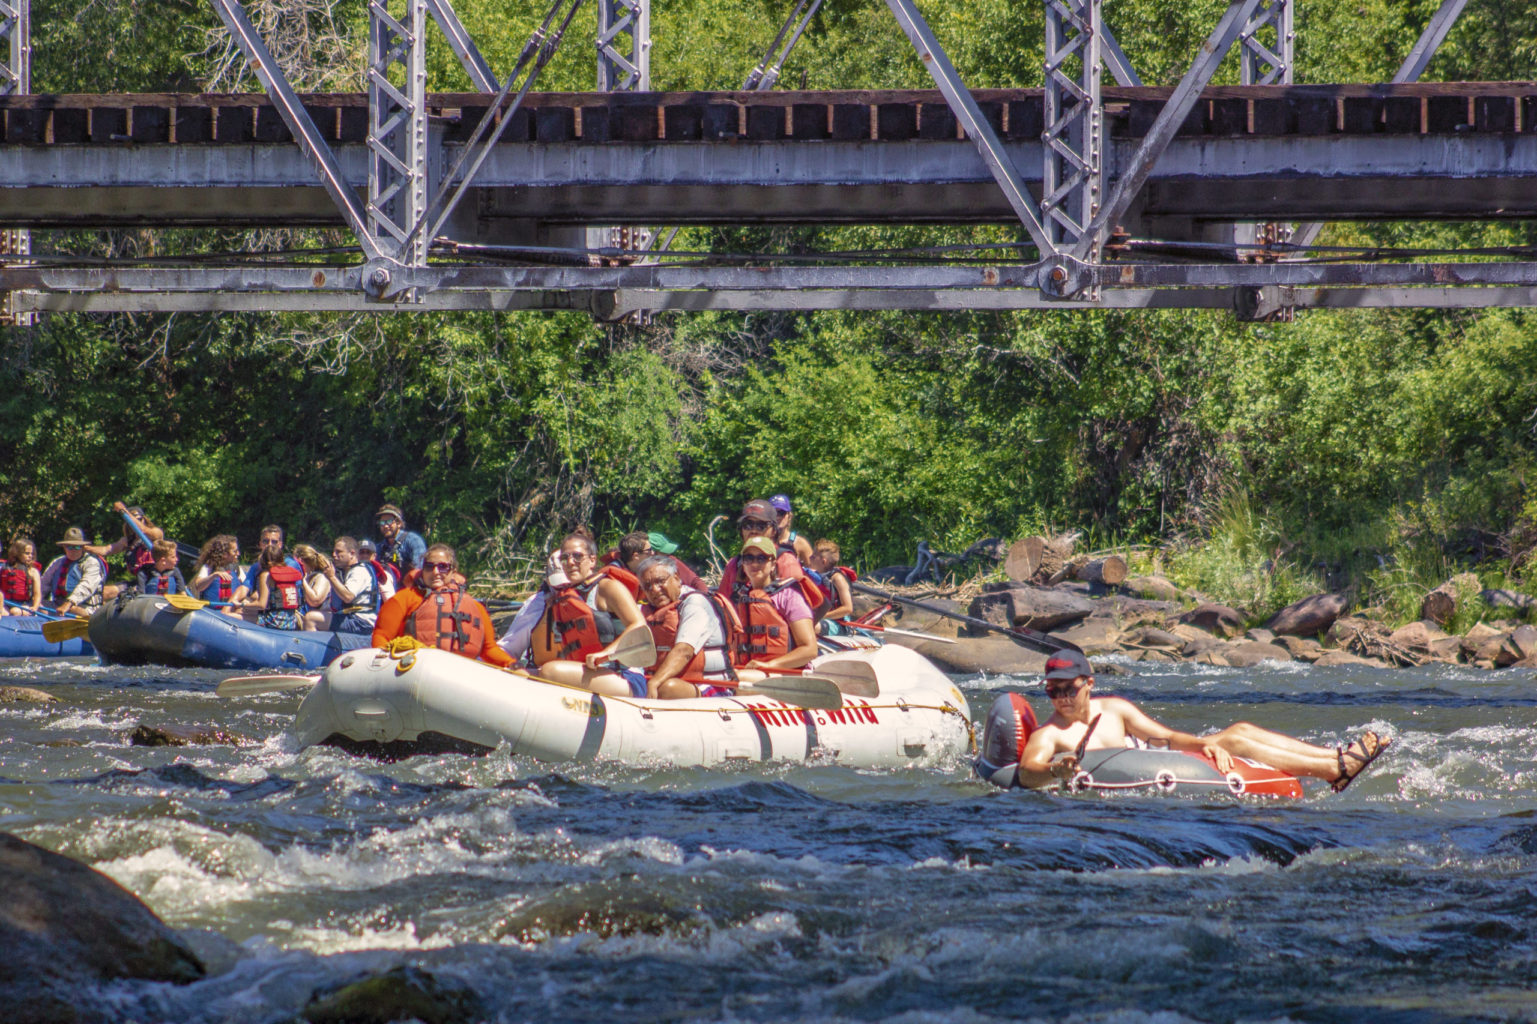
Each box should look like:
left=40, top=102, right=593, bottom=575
left=289, top=644, right=973, bottom=769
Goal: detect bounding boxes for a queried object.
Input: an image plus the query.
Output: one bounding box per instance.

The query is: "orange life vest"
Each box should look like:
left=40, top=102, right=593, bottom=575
left=733, top=582, right=797, bottom=664
left=405, top=586, right=488, bottom=659
left=645, top=590, right=741, bottom=681
left=538, top=573, right=621, bottom=665
left=719, top=554, right=822, bottom=613
left=266, top=563, right=304, bottom=611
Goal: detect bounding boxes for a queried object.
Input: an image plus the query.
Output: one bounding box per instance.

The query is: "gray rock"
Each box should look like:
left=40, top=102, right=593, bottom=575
left=1313, top=650, right=1385, bottom=668
left=0, top=686, right=58, bottom=703
left=1482, top=588, right=1536, bottom=611
left=129, top=724, right=248, bottom=747
left=0, top=832, right=203, bottom=1023
left=1246, top=627, right=1276, bottom=644
left=303, top=965, right=484, bottom=1024
left=965, top=587, right=1091, bottom=635
left=882, top=598, right=964, bottom=637
left=901, top=636, right=1048, bottom=676
left=1121, top=626, right=1183, bottom=650
left=1219, top=640, right=1294, bottom=668
left=1273, top=635, right=1324, bottom=661
left=1121, top=576, right=1182, bottom=601
left=1179, top=603, right=1246, bottom=638
left=1266, top=592, right=1349, bottom=637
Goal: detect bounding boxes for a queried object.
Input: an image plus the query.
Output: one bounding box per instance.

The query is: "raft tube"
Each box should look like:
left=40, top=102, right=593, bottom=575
left=89, top=594, right=370, bottom=671
left=974, top=692, right=1303, bottom=799
left=290, top=644, right=973, bottom=769
left=0, top=614, right=95, bottom=658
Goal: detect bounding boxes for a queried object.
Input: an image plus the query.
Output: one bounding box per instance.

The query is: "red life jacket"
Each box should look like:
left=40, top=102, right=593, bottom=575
left=645, top=590, right=742, bottom=681
left=370, top=557, right=401, bottom=589
left=719, top=552, right=821, bottom=610
left=600, top=558, right=642, bottom=600
left=139, top=569, right=183, bottom=596
left=0, top=563, right=33, bottom=602
left=124, top=540, right=154, bottom=578
left=733, top=582, right=796, bottom=664
left=266, top=563, right=304, bottom=611
left=813, top=565, right=857, bottom=616
left=404, top=587, right=488, bottom=659
left=201, top=568, right=236, bottom=603
left=539, top=573, right=621, bottom=665
left=48, top=553, right=109, bottom=602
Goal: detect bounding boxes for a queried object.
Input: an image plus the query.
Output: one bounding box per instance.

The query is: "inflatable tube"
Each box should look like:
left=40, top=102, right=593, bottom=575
left=290, top=644, right=974, bottom=769
left=89, top=594, right=370, bottom=670
left=0, top=614, right=95, bottom=658
left=974, top=692, right=1303, bottom=799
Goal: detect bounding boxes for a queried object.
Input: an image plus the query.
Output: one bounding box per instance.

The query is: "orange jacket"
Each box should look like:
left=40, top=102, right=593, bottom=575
left=372, top=587, right=513, bottom=667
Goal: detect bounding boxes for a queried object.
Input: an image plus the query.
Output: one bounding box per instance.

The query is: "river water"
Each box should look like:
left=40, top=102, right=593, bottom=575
left=2, top=653, right=1534, bottom=1024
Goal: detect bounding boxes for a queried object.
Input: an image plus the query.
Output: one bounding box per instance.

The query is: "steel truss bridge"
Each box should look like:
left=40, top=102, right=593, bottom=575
left=2, top=0, right=1537, bottom=318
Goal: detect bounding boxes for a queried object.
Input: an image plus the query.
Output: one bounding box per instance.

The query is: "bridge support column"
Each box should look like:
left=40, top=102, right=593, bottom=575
left=0, top=0, right=31, bottom=326
left=1042, top=0, right=1103, bottom=255
left=367, top=0, right=430, bottom=276
left=592, top=0, right=653, bottom=318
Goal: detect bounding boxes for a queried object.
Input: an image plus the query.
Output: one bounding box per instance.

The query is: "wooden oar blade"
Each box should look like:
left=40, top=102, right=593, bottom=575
left=612, top=629, right=658, bottom=669
left=41, top=618, right=91, bottom=643
left=739, top=674, right=844, bottom=710
left=216, top=674, right=321, bottom=698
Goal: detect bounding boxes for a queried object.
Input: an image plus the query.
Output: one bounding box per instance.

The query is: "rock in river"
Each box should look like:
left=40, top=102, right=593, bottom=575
left=0, top=832, right=203, bottom=1023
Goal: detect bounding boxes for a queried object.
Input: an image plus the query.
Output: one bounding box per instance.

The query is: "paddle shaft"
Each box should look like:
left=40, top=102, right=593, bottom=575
left=832, top=620, right=956, bottom=644
left=4, top=598, right=57, bottom=619
left=848, top=581, right=1082, bottom=655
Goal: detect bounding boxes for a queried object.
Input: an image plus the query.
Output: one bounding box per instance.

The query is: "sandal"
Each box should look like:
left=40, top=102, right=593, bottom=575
left=1331, top=731, right=1390, bottom=793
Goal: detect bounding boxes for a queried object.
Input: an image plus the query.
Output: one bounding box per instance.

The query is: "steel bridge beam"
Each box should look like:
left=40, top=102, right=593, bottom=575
left=0, top=0, right=28, bottom=326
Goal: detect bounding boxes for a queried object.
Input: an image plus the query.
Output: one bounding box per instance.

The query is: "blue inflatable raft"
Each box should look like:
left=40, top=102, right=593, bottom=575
left=0, top=614, right=96, bottom=658
left=88, top=595, right=370, bottom=671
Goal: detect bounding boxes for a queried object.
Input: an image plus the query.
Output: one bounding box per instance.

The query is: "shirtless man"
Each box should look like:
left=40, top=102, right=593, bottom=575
left=1017, top=649, right=1391, bottom=792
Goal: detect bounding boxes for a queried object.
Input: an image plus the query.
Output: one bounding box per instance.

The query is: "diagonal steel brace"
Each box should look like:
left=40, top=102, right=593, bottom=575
left=424, top=0, right=498, bottom=92
left=1071, top=0, right=1263, bottom=262
left=207, top=0, right=384, bottom=263
left=885, top=0, right=1056, bottom=256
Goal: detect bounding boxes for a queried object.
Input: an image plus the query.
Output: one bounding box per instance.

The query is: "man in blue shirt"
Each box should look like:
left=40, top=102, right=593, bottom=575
left=376, top=504, right=427, bottom=579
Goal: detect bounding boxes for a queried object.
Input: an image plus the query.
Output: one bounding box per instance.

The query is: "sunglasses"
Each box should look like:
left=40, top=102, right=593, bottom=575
left=423, top=561, right=455, bottom=573
left=556, top=551, right=591, bottom=563
left=739, top=520, right=774, bottom=532
left=740, top=552, right=772, bottom=565
left=1044, top=679, right=1086, bottom=699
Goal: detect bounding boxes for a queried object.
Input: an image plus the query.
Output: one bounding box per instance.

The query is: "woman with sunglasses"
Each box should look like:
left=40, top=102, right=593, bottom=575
left=1017, top=650, right=1391, bottom=793
left=530, top=533, right=651, bottom=697
left=371, top=543, right=511, bottom=666
left=726, top=536, right=819, bottom=671
left=717, top=499, right=823, bottom=612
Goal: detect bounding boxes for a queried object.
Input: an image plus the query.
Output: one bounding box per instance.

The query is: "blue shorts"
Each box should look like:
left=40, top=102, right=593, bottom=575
left=331, top=613, right=373, bottom=635
left=621, top=667, right=648, bottom=698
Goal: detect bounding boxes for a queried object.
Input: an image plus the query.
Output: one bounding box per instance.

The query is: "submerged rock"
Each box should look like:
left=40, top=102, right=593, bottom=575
left=129, top=723, right=248, bottom=747
left=303, top=965, right=484, bottom=1024
left=0, top=832, right=203, bottom=1023
left=0, top=686, right=58, bottom=703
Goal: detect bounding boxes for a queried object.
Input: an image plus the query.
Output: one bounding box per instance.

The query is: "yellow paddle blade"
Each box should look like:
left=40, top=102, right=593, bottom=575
left=42, top=618, right=91, bottom=643
left=163, top=594, right=210, bottom=612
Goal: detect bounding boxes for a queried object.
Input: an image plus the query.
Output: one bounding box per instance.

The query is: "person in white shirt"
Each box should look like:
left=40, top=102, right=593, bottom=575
left=307, top=536, right=381, bottom=634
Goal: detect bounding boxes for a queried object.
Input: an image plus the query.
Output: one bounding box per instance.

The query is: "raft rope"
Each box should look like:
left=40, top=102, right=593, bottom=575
left=380, top=639, right=972, bottom=747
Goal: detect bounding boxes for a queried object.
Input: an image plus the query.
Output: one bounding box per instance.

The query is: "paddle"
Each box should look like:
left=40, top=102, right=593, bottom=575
left=608, top=628, right=657, bottom=669
left=41, top=617, right=92, bottom=643
left=4, top=599, right=59, bottom=619
left=832, top=620, right=957, bottom=644
left=163, top=593, right=238, bottom=612
left=216, top=673, right=319, bottom=697
left=734, top=674, right=844, bottom=710
left=758, top=658, right=880, bottom=697
left=848, top=581, right=1082, bottom=655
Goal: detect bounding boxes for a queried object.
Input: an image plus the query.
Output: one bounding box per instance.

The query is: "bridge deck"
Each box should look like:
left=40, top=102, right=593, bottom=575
left=1, top=84, right=1535, bottom=232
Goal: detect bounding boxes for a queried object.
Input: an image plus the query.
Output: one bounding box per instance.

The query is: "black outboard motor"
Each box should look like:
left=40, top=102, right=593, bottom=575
left=974, top=692, right=1039, bottom=789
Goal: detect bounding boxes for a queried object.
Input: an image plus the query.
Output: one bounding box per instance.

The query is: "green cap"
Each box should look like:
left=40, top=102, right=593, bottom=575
left=647, top=531, right=679, bottom=555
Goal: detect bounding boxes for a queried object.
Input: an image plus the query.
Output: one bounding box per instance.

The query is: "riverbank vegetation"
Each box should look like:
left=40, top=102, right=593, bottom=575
left=2, top=0, right=1534, bottom=626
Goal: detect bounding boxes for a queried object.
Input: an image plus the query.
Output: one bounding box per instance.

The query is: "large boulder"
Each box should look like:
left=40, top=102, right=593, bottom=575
left=1313, top=650, right=1386, bottom=668
left=303, top=965, right=484, bottom=1024
left=1388, top=620, right=1463, bottom=662
left=1178, top=603, right=1246, bottom=638
left=1218, top=640, right=1294, bottom=668
left=1048, top=619, right=1125, bottom=655
left=965, top=587, right=1091, bottom=635
left=0, top=832, right=204, bottom=1023
left=1121, top=576, right=1182, bottom=601
left=902, top=636, right=1047, bottom=676
left=1266, top=592, right=1349, bottom=637
left=879, top=597, right=964, bottom=637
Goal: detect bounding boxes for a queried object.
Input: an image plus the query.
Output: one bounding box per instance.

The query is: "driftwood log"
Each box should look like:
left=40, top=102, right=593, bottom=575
left=1076, top=556, right=1128, bottom=587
